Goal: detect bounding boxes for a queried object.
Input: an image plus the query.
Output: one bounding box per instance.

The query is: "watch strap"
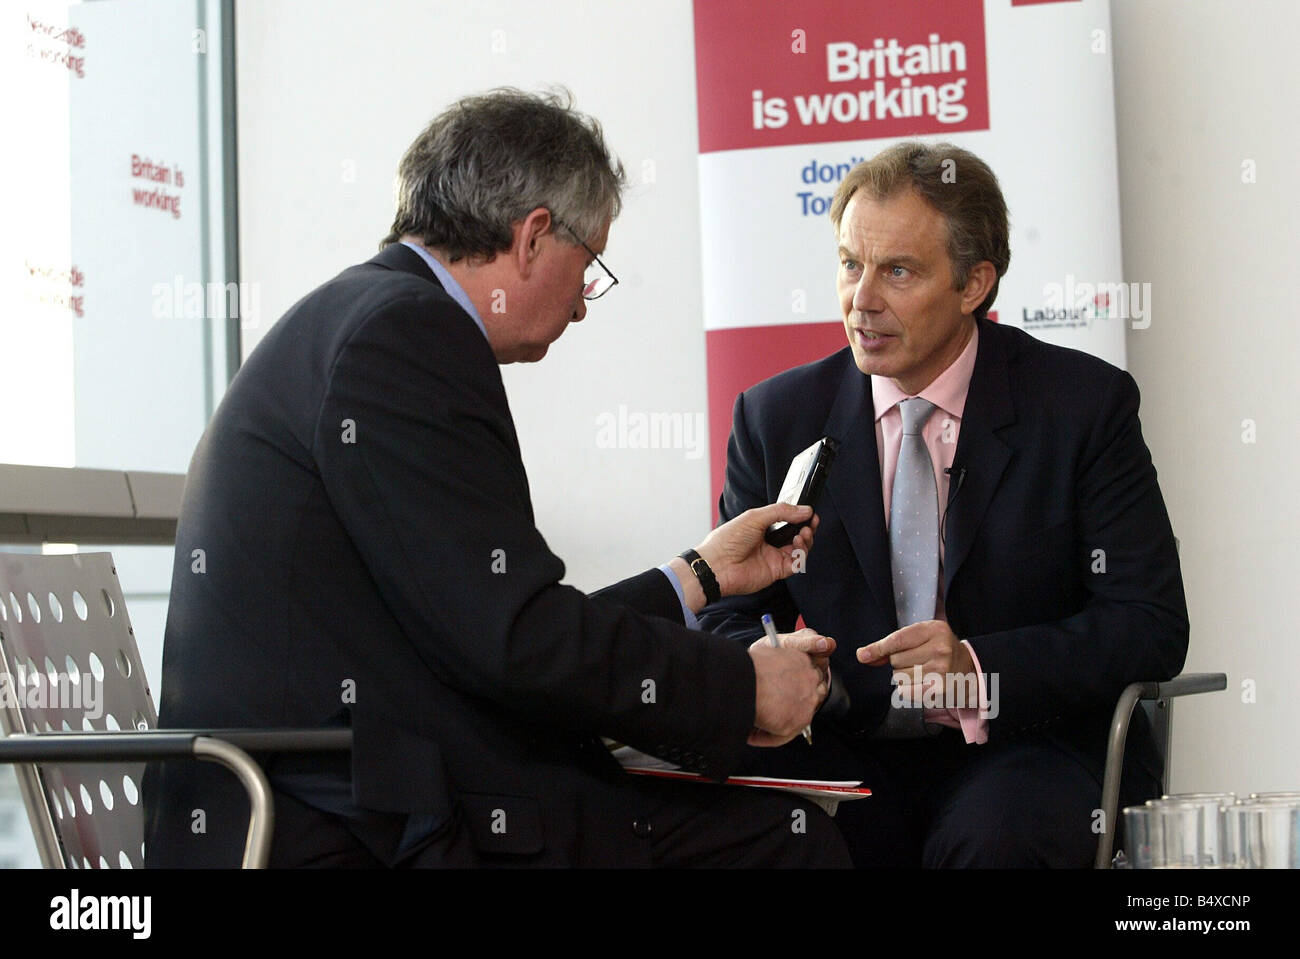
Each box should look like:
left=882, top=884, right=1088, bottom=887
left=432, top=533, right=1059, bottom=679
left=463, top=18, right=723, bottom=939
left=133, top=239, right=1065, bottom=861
left=677, top=548, right=722, bottom=605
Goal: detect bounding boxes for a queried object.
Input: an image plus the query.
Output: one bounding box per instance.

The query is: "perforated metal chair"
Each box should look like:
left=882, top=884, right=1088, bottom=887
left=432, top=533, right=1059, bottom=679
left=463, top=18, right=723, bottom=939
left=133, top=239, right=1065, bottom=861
left=0, top=551, right=350, bottom=868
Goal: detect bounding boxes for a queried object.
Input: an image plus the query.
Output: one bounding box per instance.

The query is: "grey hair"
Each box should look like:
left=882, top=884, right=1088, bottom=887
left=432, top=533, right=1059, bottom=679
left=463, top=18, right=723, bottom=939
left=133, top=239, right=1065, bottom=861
left=381, top=87, right=626, bottom=260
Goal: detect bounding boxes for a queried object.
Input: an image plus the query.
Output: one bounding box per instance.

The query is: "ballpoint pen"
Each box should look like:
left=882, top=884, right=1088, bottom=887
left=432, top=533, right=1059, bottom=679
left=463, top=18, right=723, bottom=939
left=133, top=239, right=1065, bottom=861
left=762, top=613, right=814, bottom=745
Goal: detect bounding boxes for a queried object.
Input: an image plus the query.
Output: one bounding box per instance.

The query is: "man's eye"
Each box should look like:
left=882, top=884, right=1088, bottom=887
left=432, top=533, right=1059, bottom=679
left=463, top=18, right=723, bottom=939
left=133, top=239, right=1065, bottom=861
left=889, top=265, right=909, bottom=278
left=841, top=259, right=860, bottom=272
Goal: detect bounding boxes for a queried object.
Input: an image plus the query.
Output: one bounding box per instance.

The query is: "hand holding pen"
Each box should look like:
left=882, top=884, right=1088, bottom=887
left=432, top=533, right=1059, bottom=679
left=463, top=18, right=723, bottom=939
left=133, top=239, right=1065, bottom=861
left=746, top=614, right=833, bottom=747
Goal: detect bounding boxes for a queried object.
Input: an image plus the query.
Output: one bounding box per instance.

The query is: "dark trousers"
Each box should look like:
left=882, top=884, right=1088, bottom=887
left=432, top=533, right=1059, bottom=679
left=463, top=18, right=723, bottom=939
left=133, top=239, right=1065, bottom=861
left=620, top=774, right=852, bottom=868
left=739, top=726, right=1159, bottom=868
left=267, top=775, right=853, bottom=869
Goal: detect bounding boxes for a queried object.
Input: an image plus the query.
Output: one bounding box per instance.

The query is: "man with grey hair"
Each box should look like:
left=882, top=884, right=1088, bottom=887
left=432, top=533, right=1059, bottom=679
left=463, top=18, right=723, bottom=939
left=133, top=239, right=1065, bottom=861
left=144, top=89, right=850, bottom=868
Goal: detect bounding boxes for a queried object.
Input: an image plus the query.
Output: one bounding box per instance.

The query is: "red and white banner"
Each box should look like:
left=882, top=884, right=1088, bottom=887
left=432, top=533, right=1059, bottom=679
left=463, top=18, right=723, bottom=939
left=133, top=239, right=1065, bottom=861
left=694, top=0, right=1125, bottom=506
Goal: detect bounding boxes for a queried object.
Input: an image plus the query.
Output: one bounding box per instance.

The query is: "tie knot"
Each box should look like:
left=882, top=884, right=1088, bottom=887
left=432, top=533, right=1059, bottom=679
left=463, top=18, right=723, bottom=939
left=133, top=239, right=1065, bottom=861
left=899, top=397, right=936, bottom=435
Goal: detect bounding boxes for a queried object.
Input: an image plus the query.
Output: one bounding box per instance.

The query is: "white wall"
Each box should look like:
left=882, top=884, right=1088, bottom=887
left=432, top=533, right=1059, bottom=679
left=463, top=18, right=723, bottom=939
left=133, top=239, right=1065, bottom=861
left=236, top=0, right=713, bottom=591
left=236, top=0, right=1299, bottom=793
left=1111, top=0, right=1299, bottom=792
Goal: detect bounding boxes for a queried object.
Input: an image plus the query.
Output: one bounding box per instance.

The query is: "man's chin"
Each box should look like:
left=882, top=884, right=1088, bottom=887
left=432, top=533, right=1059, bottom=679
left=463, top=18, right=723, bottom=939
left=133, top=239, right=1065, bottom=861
left=498, top=344, right=551, bottom=364
left=849, top=347, right=895, bottom=379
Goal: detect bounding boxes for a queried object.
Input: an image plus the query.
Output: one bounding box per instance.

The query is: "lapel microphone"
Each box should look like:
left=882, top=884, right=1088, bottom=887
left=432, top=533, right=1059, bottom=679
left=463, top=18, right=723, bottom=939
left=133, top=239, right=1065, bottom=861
left=941, top=466, right=967, bottom=548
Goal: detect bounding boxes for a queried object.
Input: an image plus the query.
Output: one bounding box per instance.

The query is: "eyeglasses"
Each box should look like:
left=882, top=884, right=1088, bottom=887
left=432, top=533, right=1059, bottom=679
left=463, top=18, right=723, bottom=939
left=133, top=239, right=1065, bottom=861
left=557, top=221, right=619, bottom=300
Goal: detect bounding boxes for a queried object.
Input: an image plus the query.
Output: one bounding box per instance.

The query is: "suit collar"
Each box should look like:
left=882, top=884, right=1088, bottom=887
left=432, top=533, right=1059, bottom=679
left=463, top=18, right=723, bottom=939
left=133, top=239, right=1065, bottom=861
left=953, top=316, right=1016, bottom=442
left=366, top=242, right=445, bottom=288
left=942, top=316, right=1017, bottom=594
left=822, top=353, right=898, bottom=627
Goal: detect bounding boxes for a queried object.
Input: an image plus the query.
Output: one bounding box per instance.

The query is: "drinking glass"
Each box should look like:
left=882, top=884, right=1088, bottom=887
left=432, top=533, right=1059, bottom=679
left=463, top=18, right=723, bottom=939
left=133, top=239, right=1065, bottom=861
left=1228, top=799, right=1300, bottom=868
left=1144, top=798, right=1229, bottom=868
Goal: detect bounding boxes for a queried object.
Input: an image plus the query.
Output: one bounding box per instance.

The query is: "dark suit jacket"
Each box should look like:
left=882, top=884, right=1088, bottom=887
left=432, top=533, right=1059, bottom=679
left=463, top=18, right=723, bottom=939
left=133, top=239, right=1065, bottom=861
left=699, top=318, right=1189, bottom=785
left=144, top=244, right=757, bottom=867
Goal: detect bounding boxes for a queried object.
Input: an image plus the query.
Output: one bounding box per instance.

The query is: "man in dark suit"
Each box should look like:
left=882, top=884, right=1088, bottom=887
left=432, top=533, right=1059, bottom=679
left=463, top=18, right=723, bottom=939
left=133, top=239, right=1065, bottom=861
left=143, top=89, right=851, bottom=868
left=700, top=142, right=1189, bottom=867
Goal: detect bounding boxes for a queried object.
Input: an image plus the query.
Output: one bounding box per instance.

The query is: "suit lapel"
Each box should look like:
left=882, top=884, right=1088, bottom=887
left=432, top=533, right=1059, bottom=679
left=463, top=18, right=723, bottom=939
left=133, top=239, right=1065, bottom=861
left=822, top=355, right=898, bottom=628
left=942, top=318, right=1017, bottom=594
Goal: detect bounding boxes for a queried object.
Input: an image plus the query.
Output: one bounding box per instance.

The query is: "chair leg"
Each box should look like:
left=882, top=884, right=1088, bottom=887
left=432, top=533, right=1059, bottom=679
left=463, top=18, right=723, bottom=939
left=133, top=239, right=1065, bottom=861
left=1096, top=683, right=1144, bottom=868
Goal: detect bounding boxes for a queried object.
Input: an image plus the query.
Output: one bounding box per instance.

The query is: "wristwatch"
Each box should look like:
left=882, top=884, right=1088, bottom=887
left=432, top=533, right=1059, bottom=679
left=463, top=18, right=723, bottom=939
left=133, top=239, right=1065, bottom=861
left=677, top=548, right=721, bottom=605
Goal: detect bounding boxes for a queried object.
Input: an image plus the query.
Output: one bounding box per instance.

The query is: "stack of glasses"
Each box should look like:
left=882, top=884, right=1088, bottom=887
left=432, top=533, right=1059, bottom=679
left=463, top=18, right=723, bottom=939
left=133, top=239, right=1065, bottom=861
left=1123, top=793, right=1300, bottom=868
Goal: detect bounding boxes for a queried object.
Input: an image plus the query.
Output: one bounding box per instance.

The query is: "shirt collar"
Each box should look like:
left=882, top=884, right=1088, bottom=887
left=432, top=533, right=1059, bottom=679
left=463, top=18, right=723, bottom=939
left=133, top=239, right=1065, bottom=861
left=400, top=240, right=488, bottom=341
left=872, top=322, right=980, bottom=421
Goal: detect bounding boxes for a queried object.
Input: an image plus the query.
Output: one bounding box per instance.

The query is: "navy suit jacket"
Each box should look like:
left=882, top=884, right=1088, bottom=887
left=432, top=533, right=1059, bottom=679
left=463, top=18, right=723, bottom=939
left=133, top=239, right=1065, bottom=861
left=700, top=317, right=1189, bottom=784
left=144, top=244, right=758, bottom=867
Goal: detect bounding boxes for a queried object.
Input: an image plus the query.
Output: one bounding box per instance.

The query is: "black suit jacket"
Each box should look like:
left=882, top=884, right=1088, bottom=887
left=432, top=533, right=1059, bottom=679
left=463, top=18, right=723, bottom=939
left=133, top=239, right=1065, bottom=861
left=700, top=318, right=1189, bottom=784
left=144, top=244, right=757, bottom=867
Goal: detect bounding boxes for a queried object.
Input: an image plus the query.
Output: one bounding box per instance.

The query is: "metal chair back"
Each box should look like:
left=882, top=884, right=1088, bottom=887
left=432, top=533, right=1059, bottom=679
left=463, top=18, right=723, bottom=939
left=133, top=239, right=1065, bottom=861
left=1140, top=697, right=1174, bottom=794
left=0, top=551, right=157, bottom=869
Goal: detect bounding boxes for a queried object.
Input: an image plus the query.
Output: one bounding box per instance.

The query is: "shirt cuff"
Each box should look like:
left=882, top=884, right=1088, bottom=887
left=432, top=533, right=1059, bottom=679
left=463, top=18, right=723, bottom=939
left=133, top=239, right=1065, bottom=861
left=658, top=564, right=700, bottom=631
left=951, top=639, right=989, bottom=745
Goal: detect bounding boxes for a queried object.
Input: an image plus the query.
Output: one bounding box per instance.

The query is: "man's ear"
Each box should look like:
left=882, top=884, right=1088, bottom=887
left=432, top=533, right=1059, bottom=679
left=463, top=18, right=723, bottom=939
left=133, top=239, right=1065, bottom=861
left=960, top=261, right=997, bottom=316
left=511, top=207, right=554, bottom=280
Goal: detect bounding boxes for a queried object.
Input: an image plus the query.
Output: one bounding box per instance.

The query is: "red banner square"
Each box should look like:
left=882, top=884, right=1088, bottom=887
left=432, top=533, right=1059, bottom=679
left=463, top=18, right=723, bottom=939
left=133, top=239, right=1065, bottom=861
left=694, top=0, right=990, bottom=153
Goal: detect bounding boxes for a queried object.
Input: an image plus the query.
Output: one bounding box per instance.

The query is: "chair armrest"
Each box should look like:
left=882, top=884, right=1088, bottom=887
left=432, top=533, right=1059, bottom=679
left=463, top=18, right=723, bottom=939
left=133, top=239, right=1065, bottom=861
left=1145, top=673, right=1227, bottom=700
left=173, top=728, right=353, bottom=754
left=0, top=728, right=353, bottom=763
left=0, top=729, right=352, bottom=869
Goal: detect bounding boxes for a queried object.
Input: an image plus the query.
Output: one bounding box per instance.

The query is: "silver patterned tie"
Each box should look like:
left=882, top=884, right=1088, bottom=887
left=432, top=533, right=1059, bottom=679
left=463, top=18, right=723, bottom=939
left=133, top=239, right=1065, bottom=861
left=879, top=397, right=939, bottom=738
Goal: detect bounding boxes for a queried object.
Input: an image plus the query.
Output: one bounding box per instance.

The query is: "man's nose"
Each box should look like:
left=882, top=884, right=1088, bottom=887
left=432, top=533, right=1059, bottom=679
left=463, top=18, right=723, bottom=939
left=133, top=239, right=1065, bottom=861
left=571, top=295, right=588, bottom=323
left=852, top=271, right=883, bottom=313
